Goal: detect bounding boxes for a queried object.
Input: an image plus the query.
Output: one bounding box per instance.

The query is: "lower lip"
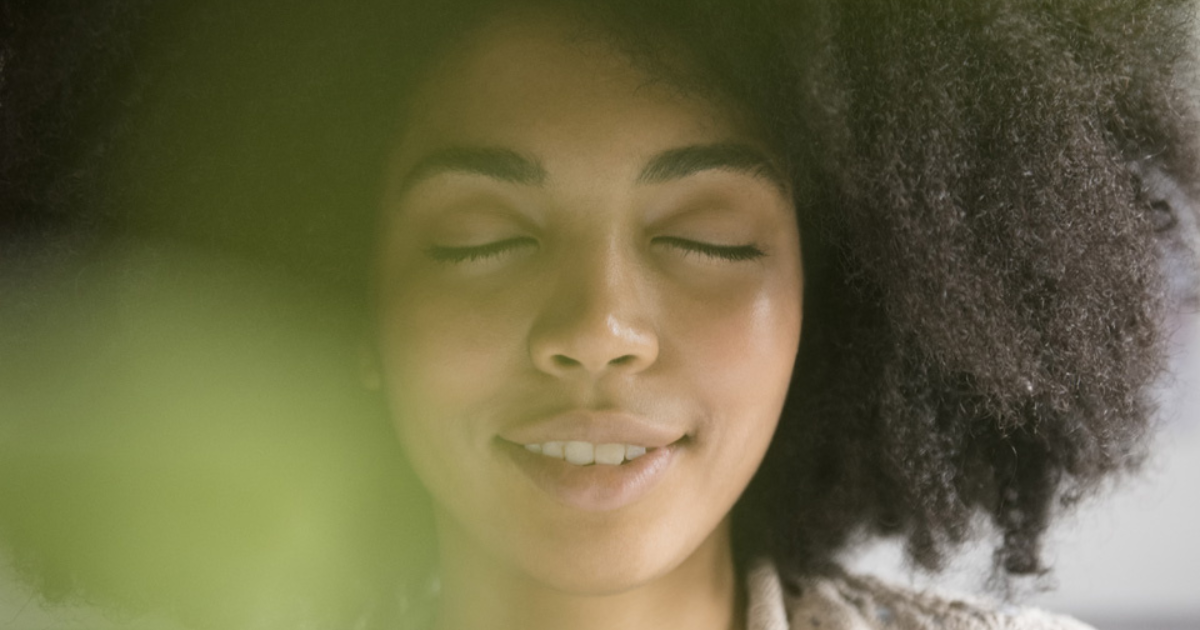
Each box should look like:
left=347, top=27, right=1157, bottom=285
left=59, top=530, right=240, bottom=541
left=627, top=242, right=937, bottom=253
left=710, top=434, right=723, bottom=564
left=497, top=440, right=679, bottom=512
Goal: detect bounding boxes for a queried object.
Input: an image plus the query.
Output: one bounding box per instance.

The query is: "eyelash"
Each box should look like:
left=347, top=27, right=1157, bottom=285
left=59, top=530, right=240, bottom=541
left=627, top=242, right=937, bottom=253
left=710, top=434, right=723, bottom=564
left=425, top=238, right=537, bottom=263
left=653, top=237, right=766, bottom=262
left=424, top=237, right=765, bottom=264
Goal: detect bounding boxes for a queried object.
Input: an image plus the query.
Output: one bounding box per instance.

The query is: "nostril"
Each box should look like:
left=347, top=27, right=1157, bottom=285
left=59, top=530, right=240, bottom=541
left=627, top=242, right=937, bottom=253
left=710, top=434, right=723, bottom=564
left=548, top=353, right=638, bottom=371
left=552, top=355, right=580, bottom=368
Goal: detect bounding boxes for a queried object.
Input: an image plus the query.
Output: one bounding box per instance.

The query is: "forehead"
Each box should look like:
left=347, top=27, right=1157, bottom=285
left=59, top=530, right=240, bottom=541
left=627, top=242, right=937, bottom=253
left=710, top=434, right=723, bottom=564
left=394, top=11, right=756, bottom=175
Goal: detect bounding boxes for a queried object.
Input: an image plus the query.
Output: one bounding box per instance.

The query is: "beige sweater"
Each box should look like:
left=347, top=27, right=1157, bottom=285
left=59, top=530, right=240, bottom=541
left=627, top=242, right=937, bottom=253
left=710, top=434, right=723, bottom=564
left=396, top=561, right=1092, bottom=629
left=745, top=561, right=1095, bottom=630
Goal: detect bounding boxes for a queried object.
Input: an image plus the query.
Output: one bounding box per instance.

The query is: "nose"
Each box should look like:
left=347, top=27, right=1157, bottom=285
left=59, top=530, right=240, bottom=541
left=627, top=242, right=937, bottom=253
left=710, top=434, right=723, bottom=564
left=528, top=246, right=659, bottom=379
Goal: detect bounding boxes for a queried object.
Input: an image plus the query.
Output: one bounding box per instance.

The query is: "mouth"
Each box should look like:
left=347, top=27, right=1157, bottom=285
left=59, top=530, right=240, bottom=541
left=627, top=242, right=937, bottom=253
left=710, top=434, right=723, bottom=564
left=520, top=440, right=651, bottom=466
left=494, top=409, right=689, bottom=511
left=495, top=436, right=687, bottom=512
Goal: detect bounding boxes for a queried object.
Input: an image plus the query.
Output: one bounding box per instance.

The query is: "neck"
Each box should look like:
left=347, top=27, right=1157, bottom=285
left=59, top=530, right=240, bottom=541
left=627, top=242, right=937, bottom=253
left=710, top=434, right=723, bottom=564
left=431, top=517, right=744, bottom=630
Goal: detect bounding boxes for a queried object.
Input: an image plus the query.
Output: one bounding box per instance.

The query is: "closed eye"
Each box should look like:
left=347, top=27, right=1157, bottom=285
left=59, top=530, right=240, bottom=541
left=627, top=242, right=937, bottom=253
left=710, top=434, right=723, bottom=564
left=425, top=237, right=538, bottom=264
left=653, top=236, right=766, bottom=262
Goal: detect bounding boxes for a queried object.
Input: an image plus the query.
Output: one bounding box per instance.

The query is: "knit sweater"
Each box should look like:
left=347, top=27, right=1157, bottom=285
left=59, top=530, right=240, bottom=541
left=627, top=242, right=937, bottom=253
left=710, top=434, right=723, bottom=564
left=745, top=561, right=1095, bottom=630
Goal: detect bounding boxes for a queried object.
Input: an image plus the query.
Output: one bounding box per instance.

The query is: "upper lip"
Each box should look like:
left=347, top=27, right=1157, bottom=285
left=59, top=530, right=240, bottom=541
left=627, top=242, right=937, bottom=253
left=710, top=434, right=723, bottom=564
left=497, top=410, right=686, bottom=448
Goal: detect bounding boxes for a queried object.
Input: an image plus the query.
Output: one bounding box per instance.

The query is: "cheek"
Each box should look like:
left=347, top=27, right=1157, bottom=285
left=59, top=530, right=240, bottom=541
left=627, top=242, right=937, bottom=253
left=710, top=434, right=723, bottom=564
left=373, top=222, right=525, bottom=406
left=385, top=301, right=511, bottom=396
left=673, top=271, right=802, bottom=405
left=667, top=267, right=802, bottom=482
left=376, top=280, right=529, bottom=451
left=375, top=285, right=538, bottom=530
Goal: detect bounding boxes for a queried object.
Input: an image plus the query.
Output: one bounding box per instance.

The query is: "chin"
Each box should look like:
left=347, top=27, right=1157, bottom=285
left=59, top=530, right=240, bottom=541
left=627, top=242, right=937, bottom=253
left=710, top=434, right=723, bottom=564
left=500, top=517, right=713, bottom=596
left=517, top=552, right=668, bottom=596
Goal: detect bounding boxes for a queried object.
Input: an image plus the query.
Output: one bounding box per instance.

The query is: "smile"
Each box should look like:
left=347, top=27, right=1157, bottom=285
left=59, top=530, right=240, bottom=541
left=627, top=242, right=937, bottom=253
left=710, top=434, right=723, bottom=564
left=498, top=437, right=683, bottom=512
left=494, top=410, right=688, bottom=510
left=523, top=441, right=649, bottom=465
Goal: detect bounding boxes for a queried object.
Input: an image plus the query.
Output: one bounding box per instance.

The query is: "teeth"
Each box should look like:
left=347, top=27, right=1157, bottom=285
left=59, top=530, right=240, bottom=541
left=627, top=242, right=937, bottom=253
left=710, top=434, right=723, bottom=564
left=523, top=441, right=652, bottom=466
left=594, top=443, right=624, bottom=465
left=564, top=441, right=594, bottom=465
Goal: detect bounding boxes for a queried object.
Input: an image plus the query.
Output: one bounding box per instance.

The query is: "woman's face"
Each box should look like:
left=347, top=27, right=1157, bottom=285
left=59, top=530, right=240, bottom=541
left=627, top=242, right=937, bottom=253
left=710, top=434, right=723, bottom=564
left=375, top=13, right=803, bottom=593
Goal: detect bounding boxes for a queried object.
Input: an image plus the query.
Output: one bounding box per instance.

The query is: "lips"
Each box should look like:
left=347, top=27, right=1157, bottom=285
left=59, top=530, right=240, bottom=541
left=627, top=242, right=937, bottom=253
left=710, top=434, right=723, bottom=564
left=495, top=410, right=687, bottom=511
left=497, top=410, right=684, bottom=447
left=498, top=439, right=680, bottom=511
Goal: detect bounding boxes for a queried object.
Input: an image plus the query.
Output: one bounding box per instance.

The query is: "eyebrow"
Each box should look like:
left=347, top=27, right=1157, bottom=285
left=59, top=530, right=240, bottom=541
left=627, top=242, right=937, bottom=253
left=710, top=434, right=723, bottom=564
left=396, top=142, right=787, bottom=196
left=396, top=147, right=547, bottom=196
left=636, top=143, right=788, bottom=193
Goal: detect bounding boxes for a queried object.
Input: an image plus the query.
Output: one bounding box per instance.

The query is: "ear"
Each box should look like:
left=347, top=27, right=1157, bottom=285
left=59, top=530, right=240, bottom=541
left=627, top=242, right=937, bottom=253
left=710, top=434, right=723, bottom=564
left=359, top=343, right=383, bottom=391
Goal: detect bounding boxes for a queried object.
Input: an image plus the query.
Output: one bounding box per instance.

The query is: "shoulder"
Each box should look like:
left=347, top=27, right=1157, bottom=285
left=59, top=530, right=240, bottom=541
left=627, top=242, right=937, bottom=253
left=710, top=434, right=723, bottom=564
left=745, top=560, right=1095, bottom=630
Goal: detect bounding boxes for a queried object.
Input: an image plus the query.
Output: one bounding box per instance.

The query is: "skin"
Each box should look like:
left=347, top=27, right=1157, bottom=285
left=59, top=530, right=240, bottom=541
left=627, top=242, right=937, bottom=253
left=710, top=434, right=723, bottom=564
left=374, top=11, right=803, bottom=630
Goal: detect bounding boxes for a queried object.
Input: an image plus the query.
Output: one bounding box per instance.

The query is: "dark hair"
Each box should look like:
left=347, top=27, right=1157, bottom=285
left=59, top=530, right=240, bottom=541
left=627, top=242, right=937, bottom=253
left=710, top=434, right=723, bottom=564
left=2, top=0, right=1197, bottom=626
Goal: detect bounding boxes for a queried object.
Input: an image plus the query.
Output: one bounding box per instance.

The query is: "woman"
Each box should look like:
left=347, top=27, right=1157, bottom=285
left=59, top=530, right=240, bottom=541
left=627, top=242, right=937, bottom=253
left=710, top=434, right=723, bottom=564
left=1, top=0, right=1197, bottom=628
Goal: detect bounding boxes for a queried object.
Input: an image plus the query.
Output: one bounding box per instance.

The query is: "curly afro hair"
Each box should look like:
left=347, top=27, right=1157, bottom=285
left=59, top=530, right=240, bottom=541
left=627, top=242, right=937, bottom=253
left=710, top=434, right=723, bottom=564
left=726, top=0, right=1200, bottom=578
left=1, top=0, right=1198, bottom=625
